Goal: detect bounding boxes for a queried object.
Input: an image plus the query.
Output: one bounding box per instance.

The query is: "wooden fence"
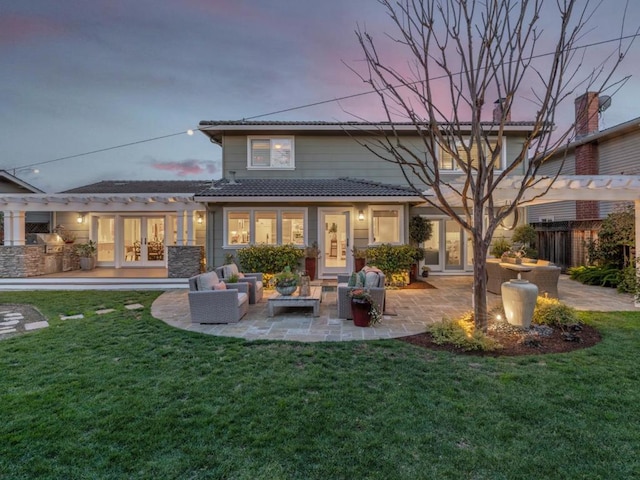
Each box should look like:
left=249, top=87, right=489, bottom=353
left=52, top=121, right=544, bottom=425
left=532, top=220, right=601, bottom=272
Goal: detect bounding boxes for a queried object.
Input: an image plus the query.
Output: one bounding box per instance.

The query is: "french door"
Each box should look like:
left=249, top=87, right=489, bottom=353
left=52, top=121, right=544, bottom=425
left=121, top=216, right=166, bottom=266
left=318, top=209, right=351, bottom=278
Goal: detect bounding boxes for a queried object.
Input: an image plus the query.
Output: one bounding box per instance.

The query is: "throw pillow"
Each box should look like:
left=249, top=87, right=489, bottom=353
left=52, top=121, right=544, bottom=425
left=224, top=263, right=240, bottom=278
left=365, top=271, right=381, bottom=288
left=356, top=270, right=366, bottom=287
left=213, top=282, right=227, bottom=291
left=347, top=272, right=357, bottom=287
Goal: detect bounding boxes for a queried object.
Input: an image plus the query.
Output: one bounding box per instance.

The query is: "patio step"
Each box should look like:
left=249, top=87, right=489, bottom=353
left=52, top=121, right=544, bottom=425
left=0, top=277, right=188, bottom=291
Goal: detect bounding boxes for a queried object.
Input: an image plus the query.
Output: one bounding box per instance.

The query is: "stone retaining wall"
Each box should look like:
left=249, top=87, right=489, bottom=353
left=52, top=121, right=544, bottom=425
left=0, top=245, right=80, bottom=278
left=168, top=246, right=204, bottom=278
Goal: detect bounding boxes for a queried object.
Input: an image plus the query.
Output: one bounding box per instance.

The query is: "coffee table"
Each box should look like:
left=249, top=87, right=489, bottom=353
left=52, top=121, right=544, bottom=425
left=267, top=286, right=322, bottom=317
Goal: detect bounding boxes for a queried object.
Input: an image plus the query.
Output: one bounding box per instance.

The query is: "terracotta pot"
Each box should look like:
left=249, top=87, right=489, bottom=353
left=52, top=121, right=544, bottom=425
left=351, top=299, right=371, bottom=327
left=354, top=258, right=366, bottom=272
left=304, top=257, right=316, bottom=280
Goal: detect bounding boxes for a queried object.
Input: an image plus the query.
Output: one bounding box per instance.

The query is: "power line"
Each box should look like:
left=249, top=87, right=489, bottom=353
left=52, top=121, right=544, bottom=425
left=8, top=32, right=639, bottom=173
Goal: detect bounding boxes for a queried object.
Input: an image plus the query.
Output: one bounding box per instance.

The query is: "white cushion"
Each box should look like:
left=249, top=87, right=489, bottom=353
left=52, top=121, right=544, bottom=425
left=255, top=280, right=263, bottom=291
left=237, top=292, right=248, bottom=306
left=224, top=263, right=240, bottom=278
left=197, top=272, right=219, bottom=290
left=365, top=271, right=381, bottom=288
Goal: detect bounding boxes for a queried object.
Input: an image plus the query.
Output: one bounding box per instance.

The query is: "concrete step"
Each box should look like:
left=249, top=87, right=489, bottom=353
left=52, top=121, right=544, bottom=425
left=0, top=277, right=188, bottom=291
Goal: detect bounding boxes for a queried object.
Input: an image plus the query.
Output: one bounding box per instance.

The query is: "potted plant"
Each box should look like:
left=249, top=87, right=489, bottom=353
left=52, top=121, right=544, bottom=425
left=328, top=222, right=338, bottom=239
left=75, top=240, right=97, bottom=270
left=409, top=216, right=432, bottom=282
left=501, top=244, right=525, bottom=264
left=304, top=242, right=320, bottom=280
left=421, top=265, right=430, bottom=278
left=348, top=288, right=382, bottom=327
left=274, top=266, right=299, bottom=295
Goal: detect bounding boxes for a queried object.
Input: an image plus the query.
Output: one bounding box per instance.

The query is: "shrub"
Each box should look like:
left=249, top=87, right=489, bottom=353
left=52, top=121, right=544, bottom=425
left=490, top=237, right=512, bottom=257
left=364, top=244, right=416, bottom=277
left=512, top=224, right=537, bottom=247
left=427, top=314, right=503, bottom=352
left=533, top=297, right=579, bottom=328
left=616, top=264, right=637, bottom=294
left=409, top=216, right=433, bottom=244
left=568, top=265, right=620, bottom=288
left=236, top=244, right=305, bottom=275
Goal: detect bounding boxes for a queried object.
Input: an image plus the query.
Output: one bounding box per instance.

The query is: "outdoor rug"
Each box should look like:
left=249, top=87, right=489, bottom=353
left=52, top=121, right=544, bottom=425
left=402, top=281, right=436, bottom=290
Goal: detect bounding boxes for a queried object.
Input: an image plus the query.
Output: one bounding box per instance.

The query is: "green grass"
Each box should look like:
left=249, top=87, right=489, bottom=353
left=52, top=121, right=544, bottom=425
left=1, top=291, right=639, bottom=479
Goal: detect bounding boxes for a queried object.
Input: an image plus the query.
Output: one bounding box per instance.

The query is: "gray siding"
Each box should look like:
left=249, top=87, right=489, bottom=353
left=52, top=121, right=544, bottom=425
left=598, top=131, right=640, bottom=217
left=527, top=151, right=576, bottom=222
left=221, top=133, right=530, bottom=185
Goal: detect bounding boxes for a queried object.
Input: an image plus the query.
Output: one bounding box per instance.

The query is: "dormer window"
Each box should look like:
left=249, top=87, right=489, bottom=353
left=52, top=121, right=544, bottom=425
left=439, top=137, right=505, bottom=171
left=247, top=136, right=295, bottom=170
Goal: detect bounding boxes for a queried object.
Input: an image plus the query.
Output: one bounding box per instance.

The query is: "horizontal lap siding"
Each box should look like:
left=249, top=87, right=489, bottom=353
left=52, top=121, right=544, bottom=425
left=527, top=153, right=576, bottom=222
left=599, top=132, right=640, bottom=217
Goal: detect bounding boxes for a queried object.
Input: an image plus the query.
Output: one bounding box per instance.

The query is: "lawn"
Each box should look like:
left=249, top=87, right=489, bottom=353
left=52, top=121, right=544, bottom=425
left=1, top=291, right=639, bottom=479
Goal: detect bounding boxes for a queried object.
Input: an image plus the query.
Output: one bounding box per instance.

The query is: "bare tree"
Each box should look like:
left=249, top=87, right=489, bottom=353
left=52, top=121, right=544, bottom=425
left=352, top=0, right=635, bottom=331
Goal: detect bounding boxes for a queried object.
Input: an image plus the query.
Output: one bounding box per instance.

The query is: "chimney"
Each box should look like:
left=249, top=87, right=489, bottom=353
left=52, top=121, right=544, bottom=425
left=228, top=170, right=237, bottom=184
left=574, top=91, right=600, bottom=137
left=492, top=98, right=511, bottom=123
left=574, top=92, right=600, bottom=220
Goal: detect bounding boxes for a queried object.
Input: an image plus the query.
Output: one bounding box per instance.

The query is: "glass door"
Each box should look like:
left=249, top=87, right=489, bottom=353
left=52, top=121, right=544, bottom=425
left=122, top=217, right=166, bottom=266
left=318, top=209, right=351, bottom=277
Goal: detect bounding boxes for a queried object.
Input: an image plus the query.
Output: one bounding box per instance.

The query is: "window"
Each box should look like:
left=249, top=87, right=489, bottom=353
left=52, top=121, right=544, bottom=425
left=247, top=136, right=294, bottom=169
left=225, top=208, right=306, bottom=247
left=370, top=206, right=403, bottom=244
left=439, top=137, right=503, bottom=170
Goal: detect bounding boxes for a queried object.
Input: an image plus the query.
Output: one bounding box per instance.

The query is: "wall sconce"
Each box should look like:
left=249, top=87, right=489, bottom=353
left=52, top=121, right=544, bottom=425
left=76, top=213, right=85, bottom=224
left=197, top=213, right=204, bottom=225
left=358, top=210, right=365, bottom=221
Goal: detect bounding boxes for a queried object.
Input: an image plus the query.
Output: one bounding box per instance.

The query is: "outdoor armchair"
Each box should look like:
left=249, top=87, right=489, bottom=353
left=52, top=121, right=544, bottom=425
left=521, top=265, right=561, bottom=299
left=188, top=271, right=249, bottom=324
left=215, top=264, right=264, bottom=304
left=486, top=259, right=519, bottom=295
left=337, top=267, right=386, bottom=320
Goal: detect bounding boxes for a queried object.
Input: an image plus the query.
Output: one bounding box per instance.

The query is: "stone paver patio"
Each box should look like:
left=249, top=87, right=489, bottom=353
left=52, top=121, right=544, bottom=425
left=151, top=275, right=637, bottom=342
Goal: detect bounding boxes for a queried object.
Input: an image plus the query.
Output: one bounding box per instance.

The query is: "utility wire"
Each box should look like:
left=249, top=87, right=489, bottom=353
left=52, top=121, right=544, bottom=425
left=8, top=32, right=640, bottom=173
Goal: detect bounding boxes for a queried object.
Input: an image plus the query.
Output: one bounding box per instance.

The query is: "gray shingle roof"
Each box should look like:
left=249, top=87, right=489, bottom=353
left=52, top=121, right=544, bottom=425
left=198, top=120, right=537, bottom=127
left=61, top=180, right=212, bottom=195
left=195, top=178, right=419, bottom=198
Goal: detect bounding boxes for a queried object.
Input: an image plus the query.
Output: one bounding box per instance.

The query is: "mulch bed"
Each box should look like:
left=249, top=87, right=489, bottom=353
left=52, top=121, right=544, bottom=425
left=403, top=281, right=436, bottom=289
left=398, top=322, right=602, bottom=356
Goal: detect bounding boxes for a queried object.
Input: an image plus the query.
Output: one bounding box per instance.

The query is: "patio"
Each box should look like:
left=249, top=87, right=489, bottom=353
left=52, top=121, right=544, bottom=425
left=151, top=275, right=637, bottom=342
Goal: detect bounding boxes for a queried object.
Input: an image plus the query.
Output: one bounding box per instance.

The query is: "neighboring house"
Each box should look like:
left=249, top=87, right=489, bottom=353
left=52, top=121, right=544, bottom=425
left=528, top=92, right=640, bottom=268
left=0, top=170, right=47, bottom=243
left=196, top=111, right=537, bottom=278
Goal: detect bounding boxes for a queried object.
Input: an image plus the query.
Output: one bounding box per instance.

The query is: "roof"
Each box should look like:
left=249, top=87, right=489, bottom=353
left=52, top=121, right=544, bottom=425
left=195, top=177, right=421, bottom=201
left=197, top=120, right=538, bottom=144
left=61, top=180, right=213, bottom=195
left=0, top=170, right=44, bottom=194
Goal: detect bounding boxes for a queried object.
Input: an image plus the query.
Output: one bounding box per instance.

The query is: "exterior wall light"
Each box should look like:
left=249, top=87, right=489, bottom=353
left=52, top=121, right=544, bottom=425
left=358, top=210, right=365, bottom=221
left=76, top=213, right=85, bottom=224
left=197, top=213, right=204, bottom=225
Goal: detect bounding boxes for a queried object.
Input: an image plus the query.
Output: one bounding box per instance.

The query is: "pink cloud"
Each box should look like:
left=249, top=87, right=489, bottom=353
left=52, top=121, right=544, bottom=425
left=150, top=159, right=219, bottom=177
left=0, top=14, right=66, bottom=46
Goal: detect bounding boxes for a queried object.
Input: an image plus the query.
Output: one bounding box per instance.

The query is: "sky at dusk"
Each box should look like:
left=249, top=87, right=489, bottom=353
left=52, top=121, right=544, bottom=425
left=2, top=0, right=640, bottom=193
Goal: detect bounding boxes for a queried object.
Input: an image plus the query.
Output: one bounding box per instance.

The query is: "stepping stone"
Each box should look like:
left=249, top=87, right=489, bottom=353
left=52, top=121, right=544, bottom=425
left=0, top=320, right=20, bottom=326
left=95, top=309, right=116, bottom=315
left=4, top=313, right=24, bottom=319
left=0, top=328, right=17, bottom=335
left=25, top=321, right=49, bottom=331
left=124, top=304, right=144, bottom=310
left=60, top=314, right=84, bottom=320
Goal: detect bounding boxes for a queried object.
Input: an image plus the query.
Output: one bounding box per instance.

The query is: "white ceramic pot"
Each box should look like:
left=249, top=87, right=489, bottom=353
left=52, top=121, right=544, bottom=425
left=501, top=279, right=538, bottom=329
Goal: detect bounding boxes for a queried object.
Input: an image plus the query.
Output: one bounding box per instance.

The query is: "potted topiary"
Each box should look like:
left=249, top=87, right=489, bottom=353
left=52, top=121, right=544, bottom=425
left=75, top=240, right=97, bottom=270
left=274, top=266, right=299, bottom=295
left=352, top=247, right=367, bottom=272
left=409, top=216, right=432, bottom=282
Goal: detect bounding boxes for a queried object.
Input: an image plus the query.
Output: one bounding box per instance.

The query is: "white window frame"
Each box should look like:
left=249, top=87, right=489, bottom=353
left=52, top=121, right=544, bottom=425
left=438, top=136, right=506, bottom=171
left=368, top=205, right=404, bottom=245
left=247, top=136, right=295, bottom=170
left=223, top=207, right=307, bottom=248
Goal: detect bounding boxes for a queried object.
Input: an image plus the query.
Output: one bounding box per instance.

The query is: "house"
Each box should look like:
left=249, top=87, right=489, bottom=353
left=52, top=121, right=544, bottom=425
left=195, top=113, right=537, bottom=278
left=528, top=92, right=640, bottom=268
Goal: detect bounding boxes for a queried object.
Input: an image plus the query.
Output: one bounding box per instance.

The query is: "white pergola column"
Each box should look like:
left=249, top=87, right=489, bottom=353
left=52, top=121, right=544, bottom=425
left=4, top=211, right=26, bottom=246
left=176, top=210, right=185, bottom=246
left=635, top=200, right=640, bottom=307
left=186, top=211, right=195, bottom=246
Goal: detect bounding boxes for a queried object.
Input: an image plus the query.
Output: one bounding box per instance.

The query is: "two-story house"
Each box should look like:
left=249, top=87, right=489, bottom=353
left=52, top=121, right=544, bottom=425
left=196, top=115, right=537, bottom=278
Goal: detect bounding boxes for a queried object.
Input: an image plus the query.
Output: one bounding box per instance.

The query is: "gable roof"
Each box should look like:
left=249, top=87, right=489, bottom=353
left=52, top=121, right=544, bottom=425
left=195, top=177, right=422, bottom=202
left=61, top=180, right=212, bottom=195
left=0, top=170, right=44, bottom=194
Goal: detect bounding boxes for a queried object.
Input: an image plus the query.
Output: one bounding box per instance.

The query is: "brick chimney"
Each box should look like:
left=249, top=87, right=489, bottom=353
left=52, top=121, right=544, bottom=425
left=574, top=92, right=600, bottom=220
left=492, top=98, right=511, bottom=123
